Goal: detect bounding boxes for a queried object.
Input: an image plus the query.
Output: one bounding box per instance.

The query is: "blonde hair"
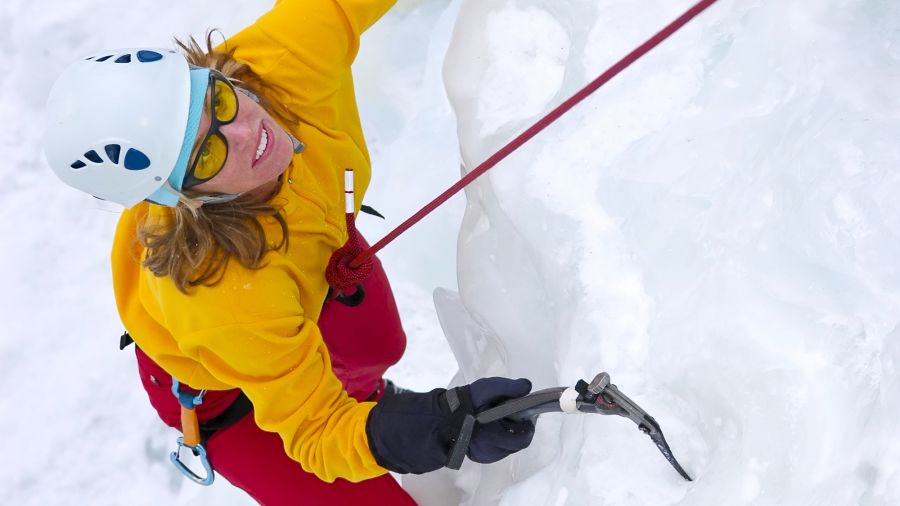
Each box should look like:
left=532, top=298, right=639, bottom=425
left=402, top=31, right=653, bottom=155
left=138, top=32, right=299, bottom=293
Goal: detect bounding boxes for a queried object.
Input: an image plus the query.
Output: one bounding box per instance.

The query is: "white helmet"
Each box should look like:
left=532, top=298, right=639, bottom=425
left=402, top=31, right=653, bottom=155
left=44, top=48, right=209, bottom=207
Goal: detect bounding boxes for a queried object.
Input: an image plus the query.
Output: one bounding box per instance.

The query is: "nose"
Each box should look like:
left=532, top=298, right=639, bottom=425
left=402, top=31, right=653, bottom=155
left=219, top=114, right=256, bottom=151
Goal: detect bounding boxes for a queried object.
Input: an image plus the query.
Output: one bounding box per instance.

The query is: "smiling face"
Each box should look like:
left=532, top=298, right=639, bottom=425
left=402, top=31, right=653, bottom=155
left=186, top=83, right=295, bottom=198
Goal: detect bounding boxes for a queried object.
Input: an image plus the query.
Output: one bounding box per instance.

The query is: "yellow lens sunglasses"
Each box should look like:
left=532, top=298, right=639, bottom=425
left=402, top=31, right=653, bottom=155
left=181, top=70, right=239, bottom=189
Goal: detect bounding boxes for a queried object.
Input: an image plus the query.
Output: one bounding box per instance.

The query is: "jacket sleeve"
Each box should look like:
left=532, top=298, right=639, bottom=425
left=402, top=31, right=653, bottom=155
left=223, top=0, right=397, bottom=120
left=160, top=263, right=388, bottom=483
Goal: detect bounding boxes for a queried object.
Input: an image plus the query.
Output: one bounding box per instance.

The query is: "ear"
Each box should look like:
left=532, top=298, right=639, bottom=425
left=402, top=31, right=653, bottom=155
left=236, top=87, right=260, bottom=104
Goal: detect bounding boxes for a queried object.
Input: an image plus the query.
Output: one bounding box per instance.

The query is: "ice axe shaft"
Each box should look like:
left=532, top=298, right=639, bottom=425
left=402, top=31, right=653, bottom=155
left=475, top=372, right=693, bottom=481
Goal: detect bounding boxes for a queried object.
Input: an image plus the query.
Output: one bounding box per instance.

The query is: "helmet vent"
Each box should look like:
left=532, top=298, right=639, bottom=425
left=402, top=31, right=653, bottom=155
left=137, top=50, right=163, bottom=62
left=104, top=144, right=121, bottom=164
left=68, top=146, right=143, bottom=170
left=84, top=150, right=103, bottom=163
left=123, top=148, right=151, bottom=170
left=85, top=50, right=165, bottom=64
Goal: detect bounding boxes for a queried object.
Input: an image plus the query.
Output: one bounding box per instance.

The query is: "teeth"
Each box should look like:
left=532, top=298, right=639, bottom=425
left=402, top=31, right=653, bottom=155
left=255, top=128, right=268, bottom=161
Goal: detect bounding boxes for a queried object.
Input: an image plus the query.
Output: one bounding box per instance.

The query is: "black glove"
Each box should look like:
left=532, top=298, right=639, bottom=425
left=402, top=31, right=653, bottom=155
left=466, top=377, right=535, bottom=464
left=365, top=377, right=536, bottom=474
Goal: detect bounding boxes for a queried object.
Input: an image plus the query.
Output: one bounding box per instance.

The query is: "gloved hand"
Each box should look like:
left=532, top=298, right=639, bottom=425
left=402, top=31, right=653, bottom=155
left=365, top=377, right=535, bottom=474
left=466, top=377, right=535, bottom=464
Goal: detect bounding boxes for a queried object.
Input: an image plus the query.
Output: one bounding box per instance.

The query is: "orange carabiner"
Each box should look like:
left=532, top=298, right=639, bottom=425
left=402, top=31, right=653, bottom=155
left=170, top=379, right=215, bottom=485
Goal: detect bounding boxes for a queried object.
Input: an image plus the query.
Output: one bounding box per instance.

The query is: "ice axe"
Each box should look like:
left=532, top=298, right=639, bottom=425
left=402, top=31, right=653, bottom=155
left=463, top=372, right=693, bottom=481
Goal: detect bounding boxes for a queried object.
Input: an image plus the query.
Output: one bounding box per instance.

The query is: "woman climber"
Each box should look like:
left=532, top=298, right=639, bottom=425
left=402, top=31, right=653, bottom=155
left=42, top=1, right=535, bottom=504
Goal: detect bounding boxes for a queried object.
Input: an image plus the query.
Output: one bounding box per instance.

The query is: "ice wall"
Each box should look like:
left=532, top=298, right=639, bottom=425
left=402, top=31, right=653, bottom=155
left=406, top=0, right=900, bottom=504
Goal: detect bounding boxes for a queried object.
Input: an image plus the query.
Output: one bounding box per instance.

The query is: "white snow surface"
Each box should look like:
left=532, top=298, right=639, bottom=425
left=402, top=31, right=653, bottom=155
left=2, top=0, right=899, bottom=505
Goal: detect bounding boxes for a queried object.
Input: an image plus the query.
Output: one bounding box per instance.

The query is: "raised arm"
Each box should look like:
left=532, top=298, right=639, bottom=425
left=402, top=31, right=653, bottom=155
left=223, top=0, right=397, bottom=115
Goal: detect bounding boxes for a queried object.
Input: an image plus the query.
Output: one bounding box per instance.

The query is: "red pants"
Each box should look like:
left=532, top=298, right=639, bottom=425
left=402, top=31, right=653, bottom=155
left=134, top=246, right=415, bottom=505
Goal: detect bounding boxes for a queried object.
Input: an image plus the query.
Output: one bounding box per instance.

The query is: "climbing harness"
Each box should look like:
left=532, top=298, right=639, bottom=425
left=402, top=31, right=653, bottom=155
left=120, top=333, right=253, bottom=486
left=449, top=372, right=693, bottom=481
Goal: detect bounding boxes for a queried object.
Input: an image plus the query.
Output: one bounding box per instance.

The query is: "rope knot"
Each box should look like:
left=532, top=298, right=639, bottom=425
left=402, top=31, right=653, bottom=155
left=325, top=214, right=373, bottom=294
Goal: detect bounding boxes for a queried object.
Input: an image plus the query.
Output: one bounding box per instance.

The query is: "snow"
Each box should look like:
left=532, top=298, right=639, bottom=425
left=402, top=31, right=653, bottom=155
left=2, top=0, right=899, bottom=505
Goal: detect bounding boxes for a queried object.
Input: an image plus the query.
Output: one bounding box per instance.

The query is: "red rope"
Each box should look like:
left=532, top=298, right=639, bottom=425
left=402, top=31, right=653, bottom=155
left=326, top=212, right=374, bottom=293
left=351, top=0, right=719, bottom=269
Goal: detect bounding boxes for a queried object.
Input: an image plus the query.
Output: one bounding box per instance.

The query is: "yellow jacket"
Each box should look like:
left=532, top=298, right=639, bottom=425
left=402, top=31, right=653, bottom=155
left=112, top=0, right=397, bottom=483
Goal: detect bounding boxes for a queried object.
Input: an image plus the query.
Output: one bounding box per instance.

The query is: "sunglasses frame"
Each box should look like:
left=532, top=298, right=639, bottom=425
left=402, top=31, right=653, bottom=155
left=181, top=69, right=239, bottom=189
